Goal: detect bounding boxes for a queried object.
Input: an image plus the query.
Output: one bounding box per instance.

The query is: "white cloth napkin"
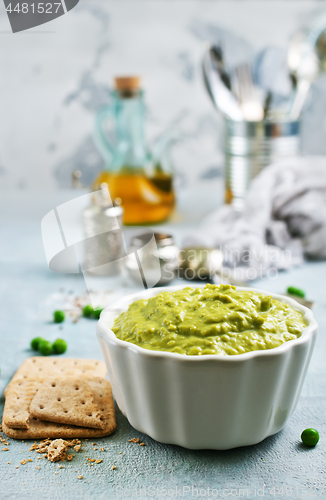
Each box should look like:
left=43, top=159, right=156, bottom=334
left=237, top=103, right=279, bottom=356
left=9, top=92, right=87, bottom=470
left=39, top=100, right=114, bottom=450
left=184, top=156, right=326, bottom=281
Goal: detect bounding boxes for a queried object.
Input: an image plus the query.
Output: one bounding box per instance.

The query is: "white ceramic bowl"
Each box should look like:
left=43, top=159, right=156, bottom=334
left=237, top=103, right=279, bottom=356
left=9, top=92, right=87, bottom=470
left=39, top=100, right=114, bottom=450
left=97, top=285, right=318, bottom=450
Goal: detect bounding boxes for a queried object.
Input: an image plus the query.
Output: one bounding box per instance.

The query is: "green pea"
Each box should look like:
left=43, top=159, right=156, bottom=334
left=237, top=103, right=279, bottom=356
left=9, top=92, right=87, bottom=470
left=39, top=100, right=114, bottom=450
left=31, top=337, right=45, bottom=351
left=82, top=305, right=94, bottom=318
left=53, top=310, right=65, bottom=323
left=301, top=428, right=319, bottom=447
left=287, top=286, right=305, bottom=299
left=52, top=338, right=67, bottom=355
left=92, top=308, right=104, bottom=320
left=38, top=340, right=53, bottom=356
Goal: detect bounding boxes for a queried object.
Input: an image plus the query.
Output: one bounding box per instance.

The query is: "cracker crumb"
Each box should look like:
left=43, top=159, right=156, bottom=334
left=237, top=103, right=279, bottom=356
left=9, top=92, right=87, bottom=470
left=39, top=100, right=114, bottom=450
left=37, top=466, right=40, bottom=469
left=16, top=466, right=19, bottom=469
left=87, top=458, right=95, bottom=462
left=2, top=448, right=9, bottom=451
left=55, top=472, right=58, bottom=474
left=128, top=438, right=140, bottom=443
left=48, top=439, right=68, bottom=463
left=20, top=460, right=27, bottom=465
left=67, top=455, right=73, bottom=461
left=95, top=460, right=102, bottom=464
left=65, top=439, right=80, bottom=447
left=77, top=475, right=83, bottom=480
left=119, top=452, right=121, bottom=454
left=59, top=465, right=63, bottom=469
left=29, top=443, right=38, bottom=451
left=100, top=447, right=105, bottom=451
left=37, top=457, right=42, bottom=460
left=140, top=443, right=145, bottom=446
left=91, top=443, right=97, bottom=446
left=74, top=445, right=81, bottom=452
left=93, top=447, right=98, bottom=451
left=41, top=439, right=52, bottom=445
left=112, top=465, right=116, bottom=470
left=37, top=447, right=48, bottom=454
left=7, top=462, right=11, bottom=464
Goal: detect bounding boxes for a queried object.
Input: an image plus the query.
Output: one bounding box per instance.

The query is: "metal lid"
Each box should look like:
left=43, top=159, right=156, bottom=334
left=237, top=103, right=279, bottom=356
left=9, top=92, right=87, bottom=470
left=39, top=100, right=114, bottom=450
left=131, top=232, right=175, bottom=248
left=103, top=205, right=123, bottom=218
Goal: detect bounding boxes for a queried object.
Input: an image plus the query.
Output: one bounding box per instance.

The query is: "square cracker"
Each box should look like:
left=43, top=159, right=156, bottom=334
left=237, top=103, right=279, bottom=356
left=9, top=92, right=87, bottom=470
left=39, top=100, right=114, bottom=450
left=2, top=377, right=116, bottom=440
left=3, top=357, right=107, bottom=429
left=30, top=378, right=105, bottom=430
left=3, top=378, right=41, bottom=429
left=5, top=357, right=107, bottom=396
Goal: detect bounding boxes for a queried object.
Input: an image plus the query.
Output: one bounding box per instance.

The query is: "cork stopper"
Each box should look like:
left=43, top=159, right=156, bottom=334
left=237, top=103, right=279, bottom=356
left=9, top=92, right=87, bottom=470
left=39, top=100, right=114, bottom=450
left=114, top=77, right=141, bottom=91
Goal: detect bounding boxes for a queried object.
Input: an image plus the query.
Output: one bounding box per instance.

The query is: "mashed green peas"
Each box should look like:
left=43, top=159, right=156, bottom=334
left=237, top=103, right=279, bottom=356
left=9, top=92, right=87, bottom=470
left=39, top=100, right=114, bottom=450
left=112, top=284, right=306, bottom=356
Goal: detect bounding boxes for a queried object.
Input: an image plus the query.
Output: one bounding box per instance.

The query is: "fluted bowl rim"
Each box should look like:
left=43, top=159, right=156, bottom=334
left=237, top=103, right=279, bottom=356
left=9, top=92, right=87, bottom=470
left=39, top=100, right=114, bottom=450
left=97, top=284, right=317, bottom=362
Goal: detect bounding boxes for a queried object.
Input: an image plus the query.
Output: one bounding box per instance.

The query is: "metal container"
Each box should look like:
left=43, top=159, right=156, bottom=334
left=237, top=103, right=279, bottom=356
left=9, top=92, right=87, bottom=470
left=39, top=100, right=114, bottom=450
left=178, top=247, right=223, bottom=281
left=225, top=118, right=300, bottom=210
left=125, top=232, right=179, bottom=286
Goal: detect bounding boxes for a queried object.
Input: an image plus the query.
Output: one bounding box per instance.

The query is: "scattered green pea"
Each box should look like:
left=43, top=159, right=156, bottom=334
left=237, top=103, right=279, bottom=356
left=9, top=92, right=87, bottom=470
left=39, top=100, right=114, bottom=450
left=38, top=340, right=53, bottom=356
left=52, top=338, right=67, bottom=355
left=287, top=286, right=305, bottom=299
left=82, top=305, right=103, bottom=319
left=92, top=308, right=103, bottom=320
left=82, top=305, right=94, bottom=318
left=301, top=428, right=319, bottom=447
left=31, top=337, right=45, bottom=351
left=53, top=310, right=65, bottom=323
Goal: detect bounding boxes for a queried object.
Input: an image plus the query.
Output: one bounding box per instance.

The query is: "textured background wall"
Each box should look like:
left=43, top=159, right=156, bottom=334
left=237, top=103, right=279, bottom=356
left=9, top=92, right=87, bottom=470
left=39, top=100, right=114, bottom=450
left=0, top=0, right=325, bottom=191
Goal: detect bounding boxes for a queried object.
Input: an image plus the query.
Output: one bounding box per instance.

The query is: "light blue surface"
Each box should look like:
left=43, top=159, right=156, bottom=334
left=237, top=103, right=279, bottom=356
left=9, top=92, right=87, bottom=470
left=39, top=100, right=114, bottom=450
left=1, top=189, right=325, bottom=500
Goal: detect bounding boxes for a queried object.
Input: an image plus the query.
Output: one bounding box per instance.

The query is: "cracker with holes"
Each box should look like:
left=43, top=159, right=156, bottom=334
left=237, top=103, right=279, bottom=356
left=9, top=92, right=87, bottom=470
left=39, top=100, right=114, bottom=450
left=2, top=378, right=40, bottom=429
left=30, top=378, right=105, bottom=429
left=2, top=356, right=116, bottom=439
left=4, top=357, right=107, bottom=396
left=2, top=408, right=116, bottom=439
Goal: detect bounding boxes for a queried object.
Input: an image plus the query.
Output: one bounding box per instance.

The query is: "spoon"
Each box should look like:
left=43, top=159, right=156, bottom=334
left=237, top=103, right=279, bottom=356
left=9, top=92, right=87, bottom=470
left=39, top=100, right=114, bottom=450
left=287, top=20, right=326, bottom=119
left=209, top=45, right=232, bottom=91
left=287, top=33, right=319, bottom=119
left=202, top=45, right=243, bottom=121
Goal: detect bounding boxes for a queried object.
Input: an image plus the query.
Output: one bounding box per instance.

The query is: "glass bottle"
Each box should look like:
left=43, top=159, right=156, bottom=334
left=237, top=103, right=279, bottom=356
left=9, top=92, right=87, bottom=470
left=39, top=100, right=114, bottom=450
left=93, top=77, right=175, bottom=225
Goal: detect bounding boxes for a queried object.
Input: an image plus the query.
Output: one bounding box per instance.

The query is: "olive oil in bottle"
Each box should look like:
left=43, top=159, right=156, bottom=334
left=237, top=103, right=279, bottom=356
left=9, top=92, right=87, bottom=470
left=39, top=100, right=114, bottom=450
left=93, top=77, right=176, bottom=225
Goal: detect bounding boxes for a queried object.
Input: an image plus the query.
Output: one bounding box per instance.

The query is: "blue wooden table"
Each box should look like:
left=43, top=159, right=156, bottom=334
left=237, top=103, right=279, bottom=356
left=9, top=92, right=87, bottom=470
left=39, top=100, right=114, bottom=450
left=1, top=189, right=325, bottom=500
